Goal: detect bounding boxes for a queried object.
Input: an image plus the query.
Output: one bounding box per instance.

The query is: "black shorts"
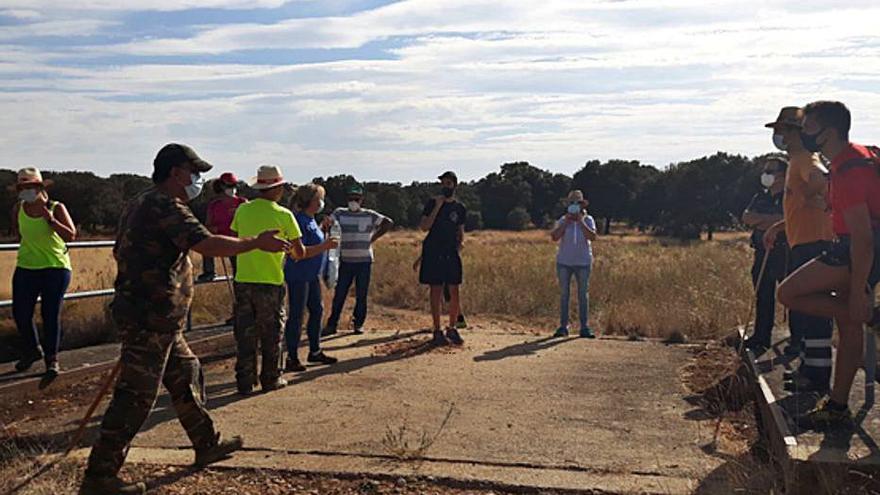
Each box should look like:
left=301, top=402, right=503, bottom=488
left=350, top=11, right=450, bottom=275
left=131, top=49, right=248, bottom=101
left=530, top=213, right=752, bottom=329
left=817, top=233, right=880, bottom=289
left=419, top=250, right=463, bottom=286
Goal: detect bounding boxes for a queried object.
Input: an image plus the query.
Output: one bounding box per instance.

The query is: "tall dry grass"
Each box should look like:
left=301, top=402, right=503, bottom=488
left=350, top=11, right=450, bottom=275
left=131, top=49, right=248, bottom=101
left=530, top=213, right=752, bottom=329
left=0, top=230, right=756, bottom=356
left=372, top=230, right=754, bottom=340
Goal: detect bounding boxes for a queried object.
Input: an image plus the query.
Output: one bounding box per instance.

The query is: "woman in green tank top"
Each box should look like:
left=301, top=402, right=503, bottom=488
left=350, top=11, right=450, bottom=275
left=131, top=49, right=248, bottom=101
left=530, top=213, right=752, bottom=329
left=10, top=167, right=77, bottom=380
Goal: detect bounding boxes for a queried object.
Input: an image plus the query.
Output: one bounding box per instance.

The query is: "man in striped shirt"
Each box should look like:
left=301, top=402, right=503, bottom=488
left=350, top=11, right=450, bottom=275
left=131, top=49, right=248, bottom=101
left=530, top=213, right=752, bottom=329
left=324, top=183, right=394, bottom=335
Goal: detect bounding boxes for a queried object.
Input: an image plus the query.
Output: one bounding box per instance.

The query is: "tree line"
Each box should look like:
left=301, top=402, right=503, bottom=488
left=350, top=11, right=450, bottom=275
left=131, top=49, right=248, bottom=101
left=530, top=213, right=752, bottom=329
left=0, top=151, right=781, bottom=240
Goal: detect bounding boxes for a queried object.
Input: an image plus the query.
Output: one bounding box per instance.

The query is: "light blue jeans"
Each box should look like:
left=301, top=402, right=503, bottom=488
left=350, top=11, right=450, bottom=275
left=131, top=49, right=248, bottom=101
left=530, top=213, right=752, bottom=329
left=557, top=263, right=591, bottom=331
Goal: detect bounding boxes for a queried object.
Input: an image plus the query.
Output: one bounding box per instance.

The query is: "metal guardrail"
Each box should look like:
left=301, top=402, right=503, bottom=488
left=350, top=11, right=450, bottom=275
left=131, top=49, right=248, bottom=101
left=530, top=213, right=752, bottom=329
left=0, top=241, right=233, bottom=332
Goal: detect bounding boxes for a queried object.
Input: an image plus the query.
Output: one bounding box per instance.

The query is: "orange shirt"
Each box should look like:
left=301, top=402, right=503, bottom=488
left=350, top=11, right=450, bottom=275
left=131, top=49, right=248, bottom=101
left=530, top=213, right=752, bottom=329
left=783, top=150, right=833, bottom=246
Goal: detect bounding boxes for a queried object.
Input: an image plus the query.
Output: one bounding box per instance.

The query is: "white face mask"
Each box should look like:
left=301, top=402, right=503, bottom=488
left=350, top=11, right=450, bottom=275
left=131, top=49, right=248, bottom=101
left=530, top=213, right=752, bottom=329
left=19, top=189, right=38, bottom=203
left=760, top=173, right=776, bottom=188
left=772, top=133, right=787, bottom=152
left=318, top=198, right=326, bottom=212
left=567, top=203, right=581, bottom=215
left=224, top=188, right=236, bottom=198
left=348, top=200, right=361, bottom=212
left=185, top=173, right=204, bottom=201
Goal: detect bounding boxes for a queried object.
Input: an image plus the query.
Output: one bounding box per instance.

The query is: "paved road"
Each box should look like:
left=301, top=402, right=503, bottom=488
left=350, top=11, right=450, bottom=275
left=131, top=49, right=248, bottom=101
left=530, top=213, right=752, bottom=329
left=116, top=329, right=723, bottom=494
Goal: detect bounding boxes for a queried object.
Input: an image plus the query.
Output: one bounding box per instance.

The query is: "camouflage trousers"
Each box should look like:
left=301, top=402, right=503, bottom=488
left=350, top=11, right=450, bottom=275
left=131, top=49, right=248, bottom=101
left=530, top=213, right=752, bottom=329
left=85, top=321, right=216, bottom=478
left=233, top=282, right=286, bottom=389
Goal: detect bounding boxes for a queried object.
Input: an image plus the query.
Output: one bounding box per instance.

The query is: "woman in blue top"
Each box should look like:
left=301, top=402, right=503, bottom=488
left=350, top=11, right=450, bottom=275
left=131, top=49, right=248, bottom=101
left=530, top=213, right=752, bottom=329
left=550, top=190, right=598, bottom=338
left=283, top=183, right=339, bottom=372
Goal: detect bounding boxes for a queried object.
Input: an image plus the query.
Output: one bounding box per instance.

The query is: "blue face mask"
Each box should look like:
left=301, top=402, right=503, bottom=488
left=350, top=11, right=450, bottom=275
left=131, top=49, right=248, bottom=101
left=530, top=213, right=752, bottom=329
left=567, top=203, right=581, bottom=215
left=800, top=127, right=825, bottom=153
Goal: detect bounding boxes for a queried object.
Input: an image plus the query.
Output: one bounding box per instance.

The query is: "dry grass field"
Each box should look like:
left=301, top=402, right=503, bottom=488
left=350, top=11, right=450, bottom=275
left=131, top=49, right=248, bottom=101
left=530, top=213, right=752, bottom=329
left=0, top=230, right=755, bottom=354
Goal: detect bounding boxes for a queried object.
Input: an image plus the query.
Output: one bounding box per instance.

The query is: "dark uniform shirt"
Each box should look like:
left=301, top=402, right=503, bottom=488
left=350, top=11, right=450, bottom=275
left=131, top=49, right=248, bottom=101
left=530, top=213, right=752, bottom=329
left=746, top=190, right=786, bottom=250
left=422, top=199, right=467, bottom=254
left=112, top=187, right=211, bottom=332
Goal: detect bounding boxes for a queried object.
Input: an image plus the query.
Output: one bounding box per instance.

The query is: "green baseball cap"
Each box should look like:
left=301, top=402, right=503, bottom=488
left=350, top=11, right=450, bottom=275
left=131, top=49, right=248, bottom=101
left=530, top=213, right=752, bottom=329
left=347, top=183, right=365, bottom=195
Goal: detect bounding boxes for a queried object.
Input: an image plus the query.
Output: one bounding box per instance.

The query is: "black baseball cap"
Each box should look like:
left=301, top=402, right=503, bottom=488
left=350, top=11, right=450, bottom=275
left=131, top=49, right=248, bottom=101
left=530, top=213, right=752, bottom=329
left=438, top=171, right=458, bottom=184
left=153, top=143, right=213, bottom=177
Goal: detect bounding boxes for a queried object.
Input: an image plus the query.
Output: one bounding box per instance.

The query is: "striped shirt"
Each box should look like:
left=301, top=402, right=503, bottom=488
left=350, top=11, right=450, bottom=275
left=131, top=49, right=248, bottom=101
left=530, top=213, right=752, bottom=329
left=331, top=207, right=389, bottom=263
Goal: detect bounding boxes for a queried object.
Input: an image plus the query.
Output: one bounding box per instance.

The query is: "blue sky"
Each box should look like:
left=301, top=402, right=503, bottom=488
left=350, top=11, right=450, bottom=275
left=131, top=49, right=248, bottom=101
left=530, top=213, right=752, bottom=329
left=1, top=0, right=878, bottom=183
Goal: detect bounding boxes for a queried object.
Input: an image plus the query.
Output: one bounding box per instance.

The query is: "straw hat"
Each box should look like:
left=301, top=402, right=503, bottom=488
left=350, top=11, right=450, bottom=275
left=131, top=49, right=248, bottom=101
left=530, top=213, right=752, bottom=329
left=10, top=167, right=52, bottom=191
left=764, top=107, right=805, bottom=129
left=249, top=165, right=287, bottom=190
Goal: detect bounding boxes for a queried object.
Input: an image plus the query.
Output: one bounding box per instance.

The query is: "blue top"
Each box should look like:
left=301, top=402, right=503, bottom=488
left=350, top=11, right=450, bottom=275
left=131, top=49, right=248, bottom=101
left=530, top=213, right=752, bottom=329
left=284, top=211, right=326, bottom=282
left=555, top=214, right=596, bottom=267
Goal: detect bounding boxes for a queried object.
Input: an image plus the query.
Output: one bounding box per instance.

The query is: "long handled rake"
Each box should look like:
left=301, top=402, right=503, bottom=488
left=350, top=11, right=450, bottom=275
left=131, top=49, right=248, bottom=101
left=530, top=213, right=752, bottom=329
left=3, top=359, right=123, bottom=495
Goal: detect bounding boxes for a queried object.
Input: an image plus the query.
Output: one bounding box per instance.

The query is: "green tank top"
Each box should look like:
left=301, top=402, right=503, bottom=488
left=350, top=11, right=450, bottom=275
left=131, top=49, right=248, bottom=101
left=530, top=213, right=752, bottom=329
left=17, top=201, right=72, bottom=270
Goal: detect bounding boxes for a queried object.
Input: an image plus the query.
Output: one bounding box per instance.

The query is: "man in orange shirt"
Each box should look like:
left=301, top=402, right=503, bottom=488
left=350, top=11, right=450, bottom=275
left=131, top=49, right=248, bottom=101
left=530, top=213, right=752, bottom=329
left=763, top=107, right=834, bottom=393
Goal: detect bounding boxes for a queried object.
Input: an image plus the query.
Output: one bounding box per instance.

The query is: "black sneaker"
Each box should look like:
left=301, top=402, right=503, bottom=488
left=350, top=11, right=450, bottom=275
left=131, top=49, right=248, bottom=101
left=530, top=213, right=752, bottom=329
left=237, top=384, right=254, bottom=396
left=15, top=350, right=43, bottom=372
left=262, top=377, right=288, bottom=392
left=196, top=272, right=215, bottom=283
left=432, top=330, right=449, bottom=346
left=797, top=396, right=853, bottom=431
left=195, top=434, right=244, bottom=467
left=79, top=475, right=146, bottom=495
left=445, top=327, right=464, bottom=345
left=353, top=327, right=364, bottom=335
left=39, top=360, right=60, bottom=390
left=784, top=375, right=830, bottom=394
left=743, top=338, right=770, bottom=355
left=323, top=325, right=338, bottom=336
left=307, top=352, right=338, bottom=365
left=285, top=357, right=306, bottom=372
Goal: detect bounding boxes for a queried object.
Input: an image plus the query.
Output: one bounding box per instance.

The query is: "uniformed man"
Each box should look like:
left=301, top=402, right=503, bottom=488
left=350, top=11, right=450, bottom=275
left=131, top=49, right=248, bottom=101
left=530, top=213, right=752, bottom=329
left=80, top=144, right=291, bottom=495
left=741, top=157, right=789, bottom=355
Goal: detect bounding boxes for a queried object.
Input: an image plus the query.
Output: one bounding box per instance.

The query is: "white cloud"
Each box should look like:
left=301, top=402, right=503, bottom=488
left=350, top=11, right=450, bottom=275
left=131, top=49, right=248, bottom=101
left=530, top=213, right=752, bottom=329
left=0, top=9, right=43, bottom=19
left=0, top=0, right=288, bottom=11
left=1, top=0, right=880, bottom=182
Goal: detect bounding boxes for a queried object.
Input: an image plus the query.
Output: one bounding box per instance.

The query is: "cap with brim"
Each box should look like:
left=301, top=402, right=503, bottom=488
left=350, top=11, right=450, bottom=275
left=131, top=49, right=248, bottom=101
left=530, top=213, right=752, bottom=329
left=347, top=184, right=365, bottom=196
left=154, top=143, right=213, bottom=176
left=249, top=165, right=288, bottom=190
left=438, top=171, right=458, bottom=184
left=764, top=107, right=805, bottom=129
left=219, top=172, right=238, bottom=186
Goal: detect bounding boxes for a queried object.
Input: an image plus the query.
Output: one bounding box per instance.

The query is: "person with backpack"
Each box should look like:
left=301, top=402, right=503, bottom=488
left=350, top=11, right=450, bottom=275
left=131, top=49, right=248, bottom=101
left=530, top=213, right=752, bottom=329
left=419, top=171, right=467, bottom=346
left=742, top=159, right=788, bottom=354
left=777, top=101, right=880, bottom=429
left=9, top=167, right=77, bottom=380
left=761, top=107, right=834, bottom=393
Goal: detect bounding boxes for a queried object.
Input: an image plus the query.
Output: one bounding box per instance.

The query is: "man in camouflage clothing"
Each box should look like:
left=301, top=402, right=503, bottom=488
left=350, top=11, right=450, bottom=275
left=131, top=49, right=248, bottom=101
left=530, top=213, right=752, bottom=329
left=80, top=144, right=291, bottom=495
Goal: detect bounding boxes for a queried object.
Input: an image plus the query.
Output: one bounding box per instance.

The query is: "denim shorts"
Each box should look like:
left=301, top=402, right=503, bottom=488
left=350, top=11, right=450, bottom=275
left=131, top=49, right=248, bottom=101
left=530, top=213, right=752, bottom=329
left=817, top=232, right=880, bottom=289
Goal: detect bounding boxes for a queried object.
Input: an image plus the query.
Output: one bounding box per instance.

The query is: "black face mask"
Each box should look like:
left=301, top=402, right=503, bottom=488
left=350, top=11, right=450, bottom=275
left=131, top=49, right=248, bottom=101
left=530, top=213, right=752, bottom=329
left=800, top=127, right=825, bottom=153
left=441, top=186, right=455, bottom=198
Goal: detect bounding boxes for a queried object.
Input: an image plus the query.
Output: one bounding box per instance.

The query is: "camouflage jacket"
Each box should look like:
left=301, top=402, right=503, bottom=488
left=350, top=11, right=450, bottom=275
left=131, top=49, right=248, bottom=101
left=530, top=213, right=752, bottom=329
left=111, top=186, right=211, bottom=332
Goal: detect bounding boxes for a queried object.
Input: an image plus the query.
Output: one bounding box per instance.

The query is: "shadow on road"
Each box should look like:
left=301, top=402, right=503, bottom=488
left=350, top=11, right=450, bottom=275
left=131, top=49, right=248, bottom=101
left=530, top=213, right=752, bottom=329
left=472, top=336, right=574, bottom=362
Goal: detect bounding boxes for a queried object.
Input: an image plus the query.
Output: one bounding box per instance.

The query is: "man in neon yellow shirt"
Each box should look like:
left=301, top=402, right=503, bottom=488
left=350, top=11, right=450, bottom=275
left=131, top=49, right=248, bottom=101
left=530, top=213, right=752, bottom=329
left=231, top=165, right=305, bottom=395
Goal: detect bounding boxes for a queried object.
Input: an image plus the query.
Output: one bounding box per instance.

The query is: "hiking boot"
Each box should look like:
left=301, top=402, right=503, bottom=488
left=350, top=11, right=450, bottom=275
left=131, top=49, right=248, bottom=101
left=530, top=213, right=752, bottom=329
left=262, top=377, right=288, bottom=392
left=323, top=325, right=337, bottom=337
left=285, top=357, right=306, bottom=373
left=353, top=327, right=364, bottom=335
left=445, top=327, right=464, bottom=346
left=553, top=327, right=569, bottom=338
left=456, top=314, right=468, bottom=329
left=79, top=475, right=146, bottom=495
left=15, top=350, right=43, bottom=372
left=432, top=329, right=449, bottom=346
left=44, top=359, right=60, bottom=379
left=195, top=434, right=244, bottom=467
left=307, top=352, right=338, bottom=365
left=579, top=327, right=596, bottom=339
left=797, top=396, right=853, bottom=431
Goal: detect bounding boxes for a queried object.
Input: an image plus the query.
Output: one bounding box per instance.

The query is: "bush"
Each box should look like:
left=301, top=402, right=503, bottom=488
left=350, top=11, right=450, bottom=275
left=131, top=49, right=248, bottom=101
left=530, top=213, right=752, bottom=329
left=465, top=211, right=483, bottom=232
left=506, top=207, right=531, bottom=231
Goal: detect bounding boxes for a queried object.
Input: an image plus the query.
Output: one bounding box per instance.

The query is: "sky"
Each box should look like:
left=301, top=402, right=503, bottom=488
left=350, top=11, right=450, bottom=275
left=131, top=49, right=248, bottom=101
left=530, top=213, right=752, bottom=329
left=1, top=0, right=879, bottom=184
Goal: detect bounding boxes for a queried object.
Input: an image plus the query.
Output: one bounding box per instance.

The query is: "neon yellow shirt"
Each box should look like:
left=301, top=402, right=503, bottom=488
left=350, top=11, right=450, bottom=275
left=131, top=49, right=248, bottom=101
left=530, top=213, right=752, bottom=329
left=17, top=201, right=72, bottom=270
left=231, top=198, right=301, bottom=286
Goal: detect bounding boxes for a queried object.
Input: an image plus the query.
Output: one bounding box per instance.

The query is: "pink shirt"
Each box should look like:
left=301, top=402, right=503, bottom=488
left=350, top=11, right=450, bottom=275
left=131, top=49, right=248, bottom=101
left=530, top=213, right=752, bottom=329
left=207, top=195, right=246, bottom=236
